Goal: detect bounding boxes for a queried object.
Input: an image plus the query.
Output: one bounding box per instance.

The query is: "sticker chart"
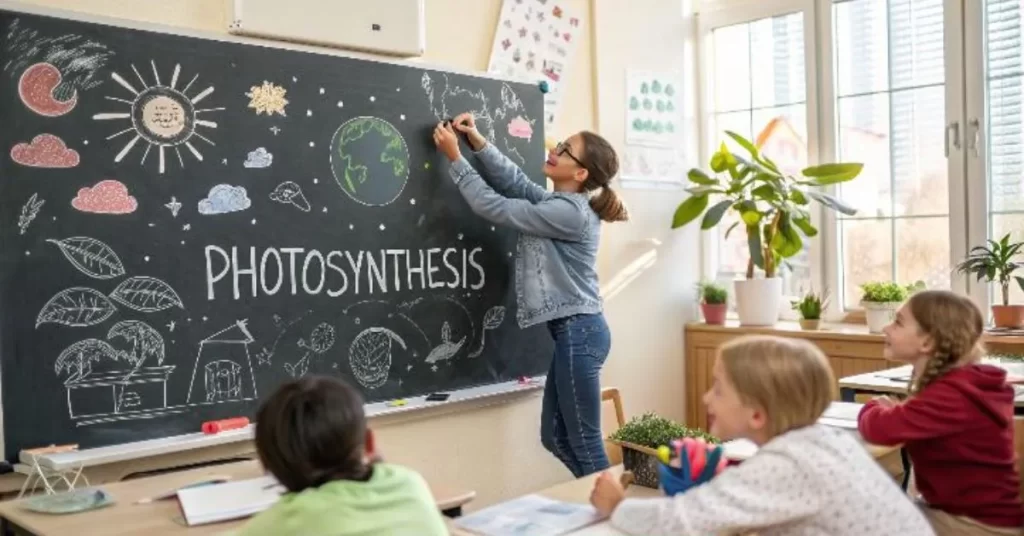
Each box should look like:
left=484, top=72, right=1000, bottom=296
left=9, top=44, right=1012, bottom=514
left=0, top=9, right=552, bottom=460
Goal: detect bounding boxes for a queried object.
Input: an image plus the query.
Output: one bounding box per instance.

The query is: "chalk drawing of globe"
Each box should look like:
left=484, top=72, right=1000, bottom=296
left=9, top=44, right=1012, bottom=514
left=330, top=116, right=410, bottom=206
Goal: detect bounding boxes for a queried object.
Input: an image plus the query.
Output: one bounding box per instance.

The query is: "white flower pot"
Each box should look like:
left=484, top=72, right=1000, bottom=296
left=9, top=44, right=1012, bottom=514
left=863, top=301, right=900, bottom=333
left=734, top=278, right=782, bottom=326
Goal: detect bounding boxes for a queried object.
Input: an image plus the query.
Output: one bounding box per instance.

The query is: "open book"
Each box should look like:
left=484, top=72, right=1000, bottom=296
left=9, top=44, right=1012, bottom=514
left=176, top=475, right=284, bottom=526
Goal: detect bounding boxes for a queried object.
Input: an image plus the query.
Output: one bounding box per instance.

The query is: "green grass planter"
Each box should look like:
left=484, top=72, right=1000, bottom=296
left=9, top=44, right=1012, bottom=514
left=608, top=412, right=719, bottom=489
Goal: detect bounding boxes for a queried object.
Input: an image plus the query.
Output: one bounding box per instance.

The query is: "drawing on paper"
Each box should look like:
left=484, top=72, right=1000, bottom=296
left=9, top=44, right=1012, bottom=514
left=198, top=184, right=251, bottom=215
left=424, top=322, right=465, bottom=364
left=246, top=81, right=288, bottom=116
left=18, top=62, right=77, bottom=116
left=243, top=147, right=272, bottom=168
left=93, top=61, right=223, bottom=174
left=164, top=196, right=182, bottom=217
left=330, top=117, right=410, bottom=207
left=349, top=327, right=406, bottom=389
left=254, top=310, right=312, bottom=366
left=109, top=276, right=185, bottom=313
left=71, top=179, right=137, bottom=214
left=186, top=320, right=258, bottom=404
left=36, top=287, right=116, bottom=328
left=3, top=18, right=114, bottom=98
left=10, top=133, right=80, bottom=168
left=269, top=181, right=311, bottom=212
left=18, top=194, right=45, bottom=235
left=284, top=323, right=337, bottom=377
left=54, top=322, right=176, bottom=424
left=46, top=236, right=126, bottom=280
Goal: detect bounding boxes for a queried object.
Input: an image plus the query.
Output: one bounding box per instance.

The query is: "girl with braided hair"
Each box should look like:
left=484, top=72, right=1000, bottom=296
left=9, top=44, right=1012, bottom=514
left=858, top=290, right=1024, bottom=535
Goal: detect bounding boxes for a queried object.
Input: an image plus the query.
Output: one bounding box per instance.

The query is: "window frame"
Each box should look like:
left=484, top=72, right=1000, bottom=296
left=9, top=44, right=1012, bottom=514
left=696, top=0, right=827, bottom=320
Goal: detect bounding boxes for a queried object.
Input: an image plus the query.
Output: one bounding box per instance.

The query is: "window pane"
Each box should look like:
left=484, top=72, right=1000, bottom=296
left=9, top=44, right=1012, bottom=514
left=891, top=86, right=948, bottom=216
left=717, top=212, right=748, bottom=282
left=841, top=219, right=893, bottom=307
left=991, top=214, right=1024, bottom=305
left=837, top=94, right=892, bottom=218
left=713, top=111, right=752, bottom=152
left=888, top=0, right=945, bottom=89
left=834, top=0, right=890, bottom=96
left=713, top=24, right=751, bottom=112
left=753, top=105, right=808, bottom=173
left=750, top=13, right=806, bottom=108
left=988, top=74, right=1024, bottom=213
left=895, top=216, right=950, bottom=290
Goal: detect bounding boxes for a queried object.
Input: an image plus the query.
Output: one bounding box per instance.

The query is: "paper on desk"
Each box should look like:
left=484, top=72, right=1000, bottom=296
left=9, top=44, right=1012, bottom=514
left=454, top=494, right=603, bottom=536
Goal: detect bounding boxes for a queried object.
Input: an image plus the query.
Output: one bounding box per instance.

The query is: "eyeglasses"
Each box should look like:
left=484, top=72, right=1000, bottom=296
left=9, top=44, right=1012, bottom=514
left=555, top=141, right=587, bottom=169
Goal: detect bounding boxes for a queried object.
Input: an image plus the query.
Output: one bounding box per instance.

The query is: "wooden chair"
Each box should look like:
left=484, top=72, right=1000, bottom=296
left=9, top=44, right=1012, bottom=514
left=602, top=387, right=627, bottom=465
left=1015, top=416, right=1024, bottom=504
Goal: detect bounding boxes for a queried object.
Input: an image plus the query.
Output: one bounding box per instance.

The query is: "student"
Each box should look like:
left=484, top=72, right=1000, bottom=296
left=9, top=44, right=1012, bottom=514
left=234, top=376, right=448, bottom=536
left=589, top=335, right=934, bottom=535
left=858, top=290, right=1024, bottom=535
left=433, top=115, right=628, bottom=478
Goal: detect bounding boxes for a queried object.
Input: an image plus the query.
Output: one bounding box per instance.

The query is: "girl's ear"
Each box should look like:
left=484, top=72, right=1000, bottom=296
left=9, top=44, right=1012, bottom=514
left=573, top=167, right=589, bottom=183
left=919, top=334, right=936, bottom=356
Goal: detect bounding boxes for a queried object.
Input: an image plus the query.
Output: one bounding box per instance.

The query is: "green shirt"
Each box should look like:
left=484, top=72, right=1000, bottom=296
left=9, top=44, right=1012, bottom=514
left=228, top=464, right=448, bottom=536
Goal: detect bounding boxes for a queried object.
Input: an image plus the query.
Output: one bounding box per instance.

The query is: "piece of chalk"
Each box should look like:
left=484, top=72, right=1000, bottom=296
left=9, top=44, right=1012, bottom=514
left=387, top=399, right=407, bottom=407
left=202, top=417, right=250, bottom=434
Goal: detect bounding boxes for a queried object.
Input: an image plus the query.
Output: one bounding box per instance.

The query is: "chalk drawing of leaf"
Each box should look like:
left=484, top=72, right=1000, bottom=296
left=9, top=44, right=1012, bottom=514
left=54, top=339, right=120, bottom=380
left=109, top=277, right=185, bottom=313
left=483, top=306, right=506, bottom=330
left=36, top=287, right=116, bottom=328
left=46, top=237, right=125, bottom=280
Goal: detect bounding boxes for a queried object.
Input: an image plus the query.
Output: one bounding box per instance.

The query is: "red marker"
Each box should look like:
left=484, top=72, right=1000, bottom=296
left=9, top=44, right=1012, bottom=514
left=202, top=417, right=250, bottom=434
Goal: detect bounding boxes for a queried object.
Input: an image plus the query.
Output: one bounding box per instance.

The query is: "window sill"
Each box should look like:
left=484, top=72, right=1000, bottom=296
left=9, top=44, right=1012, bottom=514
left=687, top=319, right=882, bottom=342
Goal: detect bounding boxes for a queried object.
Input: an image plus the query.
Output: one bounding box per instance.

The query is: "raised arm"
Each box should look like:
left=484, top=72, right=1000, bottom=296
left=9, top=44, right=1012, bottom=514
left=448, top=156, right=586, bottom=241
left=451, top=112, right=548, bottom=203
left=609, top=450, right=821, bottom=535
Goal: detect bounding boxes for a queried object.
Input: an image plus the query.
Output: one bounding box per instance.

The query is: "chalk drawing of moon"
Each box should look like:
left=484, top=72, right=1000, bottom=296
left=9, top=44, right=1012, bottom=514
left=19, top=63, right=78, bottom=117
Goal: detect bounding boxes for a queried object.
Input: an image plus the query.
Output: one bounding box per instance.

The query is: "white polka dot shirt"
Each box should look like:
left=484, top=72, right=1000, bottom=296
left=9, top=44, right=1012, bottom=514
left=610, top=424, right=935, bottom=535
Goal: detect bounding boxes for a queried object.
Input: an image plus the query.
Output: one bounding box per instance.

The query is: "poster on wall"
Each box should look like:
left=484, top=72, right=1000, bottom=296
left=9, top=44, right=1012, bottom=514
left=625, top=69, right=683, bottom=148
left=619, top=146, right=686, bottom=190
left=487, top=0, right=583, bottom=133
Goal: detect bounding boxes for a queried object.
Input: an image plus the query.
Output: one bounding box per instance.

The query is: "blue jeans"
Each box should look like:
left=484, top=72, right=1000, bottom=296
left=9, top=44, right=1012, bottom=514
left=540, top=313, right=611, bottom=478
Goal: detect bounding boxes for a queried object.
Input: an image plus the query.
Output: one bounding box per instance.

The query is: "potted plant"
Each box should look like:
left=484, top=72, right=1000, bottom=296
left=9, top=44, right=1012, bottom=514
left=954, top=233, right=1024, bottom=328
left=792, top=288, right=829, bottom=330
left=671, top=131, right=862, bottom=326
left=697, top=281, right=728, bottom=325
left=608, top=412, right=718, bottom=488
left=860, top=281, right=924, bottom=333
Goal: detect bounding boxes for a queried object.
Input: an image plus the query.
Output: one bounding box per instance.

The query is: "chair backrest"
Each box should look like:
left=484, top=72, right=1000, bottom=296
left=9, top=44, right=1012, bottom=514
left=1014, top=416, right=1024, bottom=504
left=601, top=387, right=626, bottom=465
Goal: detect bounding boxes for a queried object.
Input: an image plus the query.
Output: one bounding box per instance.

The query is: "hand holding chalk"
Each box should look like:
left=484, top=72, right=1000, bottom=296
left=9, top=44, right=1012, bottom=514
left=202, top=417, right=250, bottom=434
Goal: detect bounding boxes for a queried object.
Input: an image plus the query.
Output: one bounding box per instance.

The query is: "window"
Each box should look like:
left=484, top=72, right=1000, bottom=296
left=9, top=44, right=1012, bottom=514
left=699, top=3, right=816, bottom=313
left=831, top=0, right=950, bottom=309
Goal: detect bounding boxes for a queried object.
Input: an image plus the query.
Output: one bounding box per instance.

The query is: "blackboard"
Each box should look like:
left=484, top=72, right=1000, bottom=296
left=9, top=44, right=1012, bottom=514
left=0, top=8, right=553, bottom=461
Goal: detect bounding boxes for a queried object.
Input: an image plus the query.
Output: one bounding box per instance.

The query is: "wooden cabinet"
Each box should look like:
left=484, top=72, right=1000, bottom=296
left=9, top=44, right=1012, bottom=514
left=684, top=322, right=892, bottom=431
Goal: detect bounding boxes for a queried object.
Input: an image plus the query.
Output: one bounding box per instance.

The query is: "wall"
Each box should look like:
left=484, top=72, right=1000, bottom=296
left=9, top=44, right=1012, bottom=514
left=3, top=0, right=701, bottom=508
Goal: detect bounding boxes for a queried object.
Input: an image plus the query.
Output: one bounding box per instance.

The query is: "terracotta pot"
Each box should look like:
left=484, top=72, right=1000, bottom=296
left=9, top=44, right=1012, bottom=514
left=799, top=318, right=820, bottom=330
left=701, top=303, right=728, bottom=325
left=992, top=305, right=1024, bottom=329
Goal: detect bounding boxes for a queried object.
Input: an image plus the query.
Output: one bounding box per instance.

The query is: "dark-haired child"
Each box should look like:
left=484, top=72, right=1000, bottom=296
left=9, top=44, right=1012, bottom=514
left=235, top=376, right=447, bottom=536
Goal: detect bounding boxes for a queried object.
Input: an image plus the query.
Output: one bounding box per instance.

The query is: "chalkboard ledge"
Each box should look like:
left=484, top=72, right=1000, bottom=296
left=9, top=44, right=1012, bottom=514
left=19, top=377, right=545, bottom=471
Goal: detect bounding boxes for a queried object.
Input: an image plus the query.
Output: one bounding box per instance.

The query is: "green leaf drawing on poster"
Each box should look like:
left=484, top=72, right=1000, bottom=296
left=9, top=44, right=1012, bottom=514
left=640, top=82, right=649, bottom=94
left=629, top=96, right=640, bottom=110
left=632, top=118, right=644, bottom=131
left=656, top=100, right=666, bottom=113
left=665, top=84, right=675, bottom=97
left=643, top=98, right=652, bottom=111
left=652, top=80, right=662, bottom=94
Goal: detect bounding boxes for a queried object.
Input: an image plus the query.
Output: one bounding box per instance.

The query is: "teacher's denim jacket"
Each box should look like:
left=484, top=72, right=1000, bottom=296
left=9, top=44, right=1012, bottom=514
left=448, top=144, right=602, bottom=328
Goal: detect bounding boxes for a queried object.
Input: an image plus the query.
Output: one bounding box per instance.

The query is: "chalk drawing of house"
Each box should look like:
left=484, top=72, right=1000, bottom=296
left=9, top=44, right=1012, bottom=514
left=186, top=320, right=257, bottom=405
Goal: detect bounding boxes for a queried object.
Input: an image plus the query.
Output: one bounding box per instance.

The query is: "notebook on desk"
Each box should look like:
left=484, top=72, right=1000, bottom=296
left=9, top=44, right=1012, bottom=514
left=176, top=475, right=284, bottom=526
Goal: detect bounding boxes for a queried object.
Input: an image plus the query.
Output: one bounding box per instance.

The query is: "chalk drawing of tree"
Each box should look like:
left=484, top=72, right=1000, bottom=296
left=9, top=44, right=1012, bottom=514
left=54, top=339, right=121, bottom=382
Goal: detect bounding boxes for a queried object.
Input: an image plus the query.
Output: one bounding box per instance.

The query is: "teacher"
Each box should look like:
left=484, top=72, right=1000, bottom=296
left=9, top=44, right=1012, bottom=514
left=433, top=114, right=628, bottom=477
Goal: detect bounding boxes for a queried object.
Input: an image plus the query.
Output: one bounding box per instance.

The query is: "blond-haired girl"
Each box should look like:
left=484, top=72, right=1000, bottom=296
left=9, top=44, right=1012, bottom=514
left=859, top=290, right=1024, bottom=535
left=591, top=335, right=932, bottom=535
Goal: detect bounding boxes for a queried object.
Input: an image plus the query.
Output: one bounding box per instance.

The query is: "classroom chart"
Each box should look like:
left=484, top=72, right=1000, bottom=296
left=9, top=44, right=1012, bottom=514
left=0, top=8, right=553, bottom=460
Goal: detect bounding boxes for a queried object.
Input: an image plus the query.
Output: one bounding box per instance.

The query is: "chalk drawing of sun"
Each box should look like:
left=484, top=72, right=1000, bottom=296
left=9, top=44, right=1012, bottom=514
left=246, top=81, right=288, bottom=116
left=92, top=60, right=223, bottom=174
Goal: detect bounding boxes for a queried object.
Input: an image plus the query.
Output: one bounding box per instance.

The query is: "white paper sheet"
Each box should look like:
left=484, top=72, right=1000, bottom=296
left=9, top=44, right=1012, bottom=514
left=454, top=494, right=603, bottom=536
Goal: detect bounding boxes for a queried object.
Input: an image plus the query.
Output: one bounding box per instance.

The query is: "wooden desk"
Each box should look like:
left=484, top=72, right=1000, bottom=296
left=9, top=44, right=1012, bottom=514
left=447, top=465, right=656, bottom=536
left=0, top=460, right=475, bottom=536
left=838, top=364, right=1024, bottom=409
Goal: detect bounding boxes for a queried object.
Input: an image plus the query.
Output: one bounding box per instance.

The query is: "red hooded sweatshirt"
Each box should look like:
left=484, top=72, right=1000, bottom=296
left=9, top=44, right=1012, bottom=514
left=858, top=364, right=1023, bottom=528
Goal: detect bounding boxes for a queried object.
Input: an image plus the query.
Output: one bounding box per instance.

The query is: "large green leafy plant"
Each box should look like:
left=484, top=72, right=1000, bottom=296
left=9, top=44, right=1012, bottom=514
left=954, top=233, right=1024, bottom=307
left=672, top=132, right=863, bottom=278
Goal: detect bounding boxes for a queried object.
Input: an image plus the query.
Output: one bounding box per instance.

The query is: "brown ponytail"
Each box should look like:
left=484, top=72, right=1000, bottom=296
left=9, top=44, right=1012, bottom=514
left=578, top=131, right=629, bottom=222
left=905, top=290, right=984, bottom=395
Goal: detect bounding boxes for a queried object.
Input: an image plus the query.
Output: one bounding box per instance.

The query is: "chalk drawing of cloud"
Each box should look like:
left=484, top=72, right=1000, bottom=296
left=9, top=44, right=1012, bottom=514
left=198, top=184, right=252, bottom=215
left=72, top=179, right=137, bottom=214
left=243, top=147, right=273, bottom=169
left=507, top=116, right=533, bottom=141
left=11, top=133, right=80, bottom=168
